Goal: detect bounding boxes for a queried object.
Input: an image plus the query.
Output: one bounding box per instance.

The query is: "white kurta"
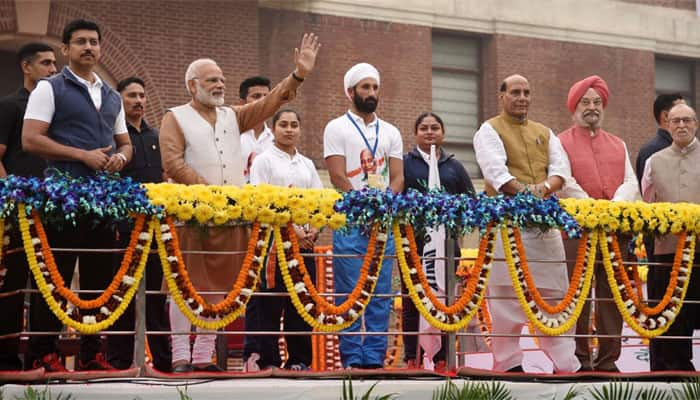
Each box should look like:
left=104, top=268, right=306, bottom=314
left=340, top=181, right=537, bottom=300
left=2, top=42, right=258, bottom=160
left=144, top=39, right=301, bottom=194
left=170, top=104, right=244, bottom=186
left=473, top=118, right=579, bottom=373
left=473, top=121, right=569, bottom=290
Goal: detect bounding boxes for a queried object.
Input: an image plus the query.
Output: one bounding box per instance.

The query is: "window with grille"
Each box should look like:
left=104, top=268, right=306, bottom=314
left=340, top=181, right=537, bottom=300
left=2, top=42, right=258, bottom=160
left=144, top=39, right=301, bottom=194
left=432, top=33, right=481, bottom=178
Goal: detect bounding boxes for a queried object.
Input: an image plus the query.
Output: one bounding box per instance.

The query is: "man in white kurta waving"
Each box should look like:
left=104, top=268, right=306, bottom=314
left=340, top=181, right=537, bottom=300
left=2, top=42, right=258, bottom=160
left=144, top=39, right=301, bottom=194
left=159, top=34, right=320, bottom=373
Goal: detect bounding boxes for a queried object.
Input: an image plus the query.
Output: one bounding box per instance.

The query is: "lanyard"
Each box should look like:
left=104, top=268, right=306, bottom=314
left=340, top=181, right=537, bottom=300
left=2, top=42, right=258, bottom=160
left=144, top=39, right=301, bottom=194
left=346, top=112, right=379, bottom=157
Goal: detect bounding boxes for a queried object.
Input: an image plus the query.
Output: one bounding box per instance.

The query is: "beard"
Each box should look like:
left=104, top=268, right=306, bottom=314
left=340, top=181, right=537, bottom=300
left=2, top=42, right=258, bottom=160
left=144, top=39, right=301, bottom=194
left=194, top=81, right=225, bottom=107
left=353, top=92, right=378, bottom=114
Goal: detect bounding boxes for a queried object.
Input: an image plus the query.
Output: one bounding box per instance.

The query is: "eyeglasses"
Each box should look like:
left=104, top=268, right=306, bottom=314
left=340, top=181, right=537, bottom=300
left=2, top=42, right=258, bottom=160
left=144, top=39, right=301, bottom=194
left=670, top=117, right=697, bottom=125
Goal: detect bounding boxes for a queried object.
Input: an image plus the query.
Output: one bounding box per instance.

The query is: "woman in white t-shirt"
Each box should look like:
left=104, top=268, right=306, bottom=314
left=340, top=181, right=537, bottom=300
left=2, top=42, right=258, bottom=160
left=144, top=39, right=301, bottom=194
left=247, top=109, right=322, bottom=371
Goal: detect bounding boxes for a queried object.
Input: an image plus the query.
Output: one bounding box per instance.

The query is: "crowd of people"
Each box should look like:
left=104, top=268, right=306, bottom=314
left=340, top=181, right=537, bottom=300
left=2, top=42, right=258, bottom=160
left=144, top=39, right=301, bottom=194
left=0, top=17, right=698, bottom=375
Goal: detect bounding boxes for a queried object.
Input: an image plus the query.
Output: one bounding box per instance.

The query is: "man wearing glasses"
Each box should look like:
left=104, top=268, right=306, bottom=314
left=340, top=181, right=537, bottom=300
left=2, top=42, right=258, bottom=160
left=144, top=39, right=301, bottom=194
left=641, top=103, right=700, bottom=371
left=159, top=34, right=320, bottom=373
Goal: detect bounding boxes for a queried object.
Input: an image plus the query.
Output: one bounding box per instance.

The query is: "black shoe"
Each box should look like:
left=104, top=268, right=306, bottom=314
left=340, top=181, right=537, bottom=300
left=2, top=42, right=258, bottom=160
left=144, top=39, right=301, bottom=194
left=578, top=365, right=593, bottom=372
left=78, top=353, right=115, bottom=371
left=32, top=353, right=68, bottom=373
left=506, top=365, right=524, bottom=373
left=194, top=363, right=225, bottom=372
left=172, top=363, right=194, bottom=373
left=286, top=362, right=309, bottom=371
left=362, top=364, right=383, bottom=369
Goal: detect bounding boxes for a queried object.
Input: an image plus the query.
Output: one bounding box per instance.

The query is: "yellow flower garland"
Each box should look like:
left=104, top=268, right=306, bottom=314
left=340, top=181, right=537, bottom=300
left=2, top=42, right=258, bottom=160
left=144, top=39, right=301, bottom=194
left=18, top=204, right=152, bottom=333
left=275, top=224, right=388, bottom=332
left=560, top=199, right=700, bottom=235
left=145, top=183, right=345, bottom=228
left=599, top=229, right=696, bottom=338
left=502, top=226, right=597, bottom=336
left=393, top=223, right=495, bottom=331
left=157, top=220, right=271, bottom=330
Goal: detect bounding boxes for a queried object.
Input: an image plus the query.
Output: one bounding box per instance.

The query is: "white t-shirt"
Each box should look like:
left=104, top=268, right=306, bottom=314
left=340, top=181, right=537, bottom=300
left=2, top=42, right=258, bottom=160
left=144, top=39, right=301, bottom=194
left=249, top=144, right=322, bottom=189
left=24, top=68, right=127, bottom=135
left=240, top=124, right=274, bottom=181
left=323, top=110, right=403, bottom=190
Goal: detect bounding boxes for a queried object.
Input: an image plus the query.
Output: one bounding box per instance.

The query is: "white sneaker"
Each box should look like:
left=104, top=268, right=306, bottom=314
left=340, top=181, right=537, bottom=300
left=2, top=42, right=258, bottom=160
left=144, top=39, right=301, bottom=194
left=244, top=353, right=261, bottom=372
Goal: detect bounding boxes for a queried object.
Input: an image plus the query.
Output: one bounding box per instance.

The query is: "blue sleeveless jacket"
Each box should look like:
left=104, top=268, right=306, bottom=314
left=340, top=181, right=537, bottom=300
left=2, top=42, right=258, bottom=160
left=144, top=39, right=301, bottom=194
left=45, top=67, right=121, bottom=177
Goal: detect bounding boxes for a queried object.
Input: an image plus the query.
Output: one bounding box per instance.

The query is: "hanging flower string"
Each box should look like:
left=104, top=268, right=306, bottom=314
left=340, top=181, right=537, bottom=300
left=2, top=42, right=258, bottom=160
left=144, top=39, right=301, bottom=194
left=514, top=228, right=588, bottom=314
left=33, top=212, right=148, bottom=309
left=394, top=223, right=495, bottom=331
left=608, top=232, right=684, bottom=315
left=476, top=300, right=493, bottom=350
left=600, top=230, right=695, bottom=338
left=503, top=225, right=597, bottom=336
left=284, top=222, right=381, bottom=315
left=404, top=223, right=492, bottom=315
left=18, top=203, right=152, bottom=333
left=157, top=217, right=271, bottom=329
left=276, top=223, right=388, bottom=332
left=0, top=219, right=7, bottom=289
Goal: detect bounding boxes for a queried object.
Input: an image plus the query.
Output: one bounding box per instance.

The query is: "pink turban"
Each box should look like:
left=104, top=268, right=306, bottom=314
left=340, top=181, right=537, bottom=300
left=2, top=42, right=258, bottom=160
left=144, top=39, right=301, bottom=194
left=566, top=75, right=609, bottom=113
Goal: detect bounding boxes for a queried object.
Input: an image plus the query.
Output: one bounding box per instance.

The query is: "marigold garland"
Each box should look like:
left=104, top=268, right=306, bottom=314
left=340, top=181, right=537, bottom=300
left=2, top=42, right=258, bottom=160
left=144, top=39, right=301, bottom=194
left=403, top=224, right=490, bottom=315
left=18, top=203, right=152, bottom=333
left=145, top=183, right=345, bottom=228
left=157, top=218, right=271, bottom=329
left=33, top=212, right=147, bottom=309
left=609, top=232, right=684, bottom=315
left=514, top=229, right=588, bottom=314
left=394, top=223, right=495, bottom=331
left=503, top=226, right=597, bottom=336
left=476, top=300, right=493, bottom=350
left=559, top=198, right=700, bottom=235
left=284, top=222, right=379, bottom=315
left=275, top=223, right=388, bottom=332
left=162, top=217, right=266, bottom=315
left=599, top=230, right=695, bottom=338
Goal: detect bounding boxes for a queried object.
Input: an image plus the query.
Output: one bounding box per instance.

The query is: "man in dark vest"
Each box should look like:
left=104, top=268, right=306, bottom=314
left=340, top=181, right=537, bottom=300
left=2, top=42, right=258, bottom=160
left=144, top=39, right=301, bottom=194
left=22, top=19, right=132, bottom=372
left=0, top=42, right=56, bottom=371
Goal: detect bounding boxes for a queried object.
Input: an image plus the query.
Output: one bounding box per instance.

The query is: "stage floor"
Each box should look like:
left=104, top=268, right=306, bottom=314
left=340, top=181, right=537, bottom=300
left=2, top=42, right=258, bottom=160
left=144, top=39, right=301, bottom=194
left=1, top=377, right=696, bottom=400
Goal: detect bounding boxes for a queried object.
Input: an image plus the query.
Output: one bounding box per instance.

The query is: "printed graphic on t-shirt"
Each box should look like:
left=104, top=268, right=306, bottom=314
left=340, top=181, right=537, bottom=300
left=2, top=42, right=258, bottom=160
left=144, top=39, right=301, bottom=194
left=346, top=150, right=388, bottom=188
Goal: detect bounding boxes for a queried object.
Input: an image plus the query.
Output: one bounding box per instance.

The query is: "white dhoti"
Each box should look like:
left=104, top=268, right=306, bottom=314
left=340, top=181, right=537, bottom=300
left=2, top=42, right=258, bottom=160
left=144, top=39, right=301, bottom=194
left=488, top=229, right=580, bottom=373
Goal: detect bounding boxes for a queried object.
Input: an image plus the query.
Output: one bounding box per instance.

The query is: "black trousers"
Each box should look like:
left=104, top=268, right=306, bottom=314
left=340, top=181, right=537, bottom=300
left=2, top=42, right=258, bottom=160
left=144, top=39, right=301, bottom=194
left=28, top=224, right=116, bottom=364
left=106, top=230, right=171, bottom=372
left=649, top=252, right=700, bottom=371
left=246, top=252, right=316, bottom=368
left=0, top=229, right=30, bottom=370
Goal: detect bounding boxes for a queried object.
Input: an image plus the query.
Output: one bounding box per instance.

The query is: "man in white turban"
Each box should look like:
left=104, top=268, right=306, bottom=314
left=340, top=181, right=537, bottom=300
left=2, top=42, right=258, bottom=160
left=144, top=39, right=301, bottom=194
left=323, top=62, right=403, bottom=369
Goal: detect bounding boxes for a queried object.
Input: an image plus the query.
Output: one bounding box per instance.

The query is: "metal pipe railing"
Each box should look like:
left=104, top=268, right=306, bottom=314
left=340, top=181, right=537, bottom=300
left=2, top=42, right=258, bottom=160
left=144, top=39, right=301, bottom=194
left=2, top=243, right=694, bottom=374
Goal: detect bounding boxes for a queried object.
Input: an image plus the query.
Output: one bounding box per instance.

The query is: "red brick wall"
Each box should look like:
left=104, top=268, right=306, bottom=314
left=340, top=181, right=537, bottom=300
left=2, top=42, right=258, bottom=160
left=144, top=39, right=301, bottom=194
left=482, top=34, right=657, bottom=166
left=258, top=8, right=432, bottom=166
left=0, top=0, right=16, bottom=33
left=46, top=0, right=260, bottom=127
left=618, top=0, right=696, bottom=10
left=1, top=1, right=695, bottom=171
